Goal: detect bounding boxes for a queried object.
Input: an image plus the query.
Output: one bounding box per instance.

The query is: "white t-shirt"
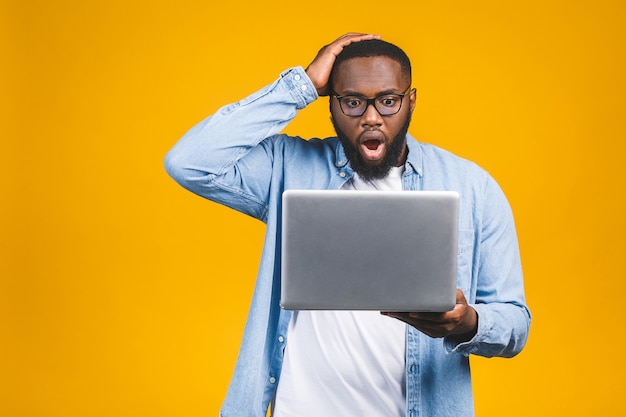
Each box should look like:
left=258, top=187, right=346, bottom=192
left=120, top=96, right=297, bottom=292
left=273, top=167, right=407, bottom=417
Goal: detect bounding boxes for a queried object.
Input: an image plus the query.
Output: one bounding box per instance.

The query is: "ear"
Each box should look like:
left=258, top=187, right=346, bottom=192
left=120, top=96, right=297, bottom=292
left=408, top=88, right=417, bottom=113
left=329, top=95, right=337, bottom=116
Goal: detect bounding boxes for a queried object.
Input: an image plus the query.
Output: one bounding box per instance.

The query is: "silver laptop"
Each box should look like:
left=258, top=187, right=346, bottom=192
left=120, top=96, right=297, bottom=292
left=280, top=190, right=459, bottom=312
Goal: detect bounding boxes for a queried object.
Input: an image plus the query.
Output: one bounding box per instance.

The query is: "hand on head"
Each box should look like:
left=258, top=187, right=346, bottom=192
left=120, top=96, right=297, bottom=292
left=305, top=33, right=381, bottom=97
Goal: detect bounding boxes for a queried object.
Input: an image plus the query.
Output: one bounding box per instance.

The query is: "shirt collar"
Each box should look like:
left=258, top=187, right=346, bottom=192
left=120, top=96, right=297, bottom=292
left=404, top=134, right=424, bottom=177
left=334, top=140, right=349, bottom=168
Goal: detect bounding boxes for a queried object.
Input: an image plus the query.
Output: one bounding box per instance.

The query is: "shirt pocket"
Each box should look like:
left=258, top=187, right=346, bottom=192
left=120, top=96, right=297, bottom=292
left=456, top=229, right=475, bottom=295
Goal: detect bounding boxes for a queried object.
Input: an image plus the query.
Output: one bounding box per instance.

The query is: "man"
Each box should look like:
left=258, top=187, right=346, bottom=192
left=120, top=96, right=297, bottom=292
left=165, top=33, right=530, bottom=417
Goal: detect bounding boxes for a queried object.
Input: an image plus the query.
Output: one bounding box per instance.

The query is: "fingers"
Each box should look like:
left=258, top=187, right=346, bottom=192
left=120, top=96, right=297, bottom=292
left=381, top=292, right=478, bottom=340
left=324, top=33, right=381, bottom=55
left=306, top=33, right=381, bottom=96
left=382, top=312, right=452, bottom=338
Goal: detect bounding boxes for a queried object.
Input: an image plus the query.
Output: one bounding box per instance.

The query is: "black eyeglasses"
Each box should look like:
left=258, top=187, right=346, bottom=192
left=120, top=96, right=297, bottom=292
left=333, top=86, right=412, bottom=117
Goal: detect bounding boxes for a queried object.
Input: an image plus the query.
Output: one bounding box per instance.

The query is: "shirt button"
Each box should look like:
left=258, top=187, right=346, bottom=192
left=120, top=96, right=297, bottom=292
left=294, top=74, right=301, bottom=81
left=278, top=336, right=285, bottom=343
left=269, top=377, right=276, bottom=384
left=300, top=84, right=307, bottom=91
left=339, top=172, right=346, bottom=178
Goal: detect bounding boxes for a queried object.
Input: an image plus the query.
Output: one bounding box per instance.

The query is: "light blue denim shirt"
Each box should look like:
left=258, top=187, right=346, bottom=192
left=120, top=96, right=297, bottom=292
left=165, top=66, right=531, bottom=417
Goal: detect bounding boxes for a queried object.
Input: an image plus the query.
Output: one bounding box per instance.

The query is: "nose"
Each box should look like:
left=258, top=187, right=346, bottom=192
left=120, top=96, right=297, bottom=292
left=361, top=102, right=383, bottom=126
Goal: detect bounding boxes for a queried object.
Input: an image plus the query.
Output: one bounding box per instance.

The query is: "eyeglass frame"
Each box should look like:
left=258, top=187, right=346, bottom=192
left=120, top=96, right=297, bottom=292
left=331, top=86, right=414, bottom=117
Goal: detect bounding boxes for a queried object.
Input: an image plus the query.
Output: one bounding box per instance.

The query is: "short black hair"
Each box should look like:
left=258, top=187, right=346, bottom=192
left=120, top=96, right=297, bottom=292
left=329, top=39, right=412, bottom=89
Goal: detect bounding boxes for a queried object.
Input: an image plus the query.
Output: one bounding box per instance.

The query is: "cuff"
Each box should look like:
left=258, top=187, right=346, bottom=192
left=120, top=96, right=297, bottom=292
left=280, top=66, right=318, bottom=109
left=443, top=304, right=492, bottom=356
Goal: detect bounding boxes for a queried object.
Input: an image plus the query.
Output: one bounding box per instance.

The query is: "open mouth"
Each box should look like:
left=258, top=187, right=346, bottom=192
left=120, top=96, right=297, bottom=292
left=359, top=131, right=386, bottom=161
left=363, top=139, right=382, bottom=151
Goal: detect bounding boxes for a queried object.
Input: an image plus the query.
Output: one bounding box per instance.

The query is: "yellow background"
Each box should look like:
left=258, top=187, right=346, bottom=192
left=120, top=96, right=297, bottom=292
left=2, top=0, right=625, bottom=415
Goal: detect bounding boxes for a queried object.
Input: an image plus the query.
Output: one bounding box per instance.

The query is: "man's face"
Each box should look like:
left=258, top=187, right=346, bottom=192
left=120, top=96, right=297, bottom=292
left=330, top=56, right=416, bottom=180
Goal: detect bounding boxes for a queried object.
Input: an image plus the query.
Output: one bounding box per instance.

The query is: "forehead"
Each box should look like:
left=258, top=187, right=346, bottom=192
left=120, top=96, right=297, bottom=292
left=333, top=56, right=408, bottom=95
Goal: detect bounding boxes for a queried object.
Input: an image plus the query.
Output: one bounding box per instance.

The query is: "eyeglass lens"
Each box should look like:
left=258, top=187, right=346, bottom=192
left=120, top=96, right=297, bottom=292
left=338, top=94, right=405, bottom=117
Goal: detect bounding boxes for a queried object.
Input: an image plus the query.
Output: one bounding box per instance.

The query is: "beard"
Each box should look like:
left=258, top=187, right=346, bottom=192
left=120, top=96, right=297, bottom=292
left=332, top=113, right=412, bottom=181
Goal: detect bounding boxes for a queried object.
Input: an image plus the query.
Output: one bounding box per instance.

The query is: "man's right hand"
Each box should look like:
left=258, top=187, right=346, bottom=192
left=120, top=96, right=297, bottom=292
left=305, top=33, right=381, bottom=97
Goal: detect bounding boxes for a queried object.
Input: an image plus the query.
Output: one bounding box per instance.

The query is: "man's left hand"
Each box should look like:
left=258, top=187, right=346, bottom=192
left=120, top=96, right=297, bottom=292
left=382, top=289, right=478, bottom=342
